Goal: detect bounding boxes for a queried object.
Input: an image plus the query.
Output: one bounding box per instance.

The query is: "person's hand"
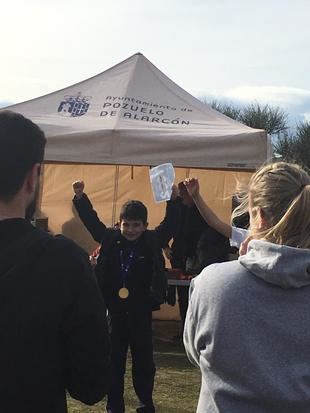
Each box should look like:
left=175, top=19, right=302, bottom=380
left=89, top=255, right=97, bottom=267
left=239, top=235, right=253, bottom=256
left=164, top=247, right=173, bottom=261
left=72, top=180, right=85, bottom=199
left=184, top=178, right=199, bottom=198
left=170, top=184, right=179, bottom=201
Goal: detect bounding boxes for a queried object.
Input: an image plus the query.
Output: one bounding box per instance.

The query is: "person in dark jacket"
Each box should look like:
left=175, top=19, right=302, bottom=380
left=159, top=182, right=230, bottom=337
left=0, top=111, right=110, bottom=413
left=72, top=181, right=171, bottom=413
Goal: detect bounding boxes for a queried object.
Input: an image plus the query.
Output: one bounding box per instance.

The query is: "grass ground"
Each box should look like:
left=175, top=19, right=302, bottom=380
left=67, top=320, right=201, bottom=413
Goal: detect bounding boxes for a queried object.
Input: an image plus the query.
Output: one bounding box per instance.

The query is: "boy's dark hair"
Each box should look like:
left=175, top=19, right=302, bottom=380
left=0, top=110, right=46, bottom=201
left=119, top=200, right=148, bottom=224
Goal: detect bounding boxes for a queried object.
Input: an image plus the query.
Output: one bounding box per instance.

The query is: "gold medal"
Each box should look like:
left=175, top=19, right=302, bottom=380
left=119, top=287, right=129, bottom=299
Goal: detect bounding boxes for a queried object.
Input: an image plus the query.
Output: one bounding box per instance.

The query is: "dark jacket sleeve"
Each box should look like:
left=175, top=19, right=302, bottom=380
left=73, top=193, right=107, bottom=243
left=145, top=231, right=168, bottom=309
left=154, top=198, right=181, bottom=247
left=60, top=239, right=111, bottom=405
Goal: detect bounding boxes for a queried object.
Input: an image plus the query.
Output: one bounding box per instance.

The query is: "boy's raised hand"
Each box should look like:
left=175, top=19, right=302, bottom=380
left=184, top=178, right=199, bottom=198
left=72, top=180, right=85, bottom=199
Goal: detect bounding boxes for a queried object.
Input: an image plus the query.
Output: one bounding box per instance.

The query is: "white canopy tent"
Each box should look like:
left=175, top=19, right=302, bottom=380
left=4, top=52, right=269, bottom=169
left=2, top=54, right=270, bottom=319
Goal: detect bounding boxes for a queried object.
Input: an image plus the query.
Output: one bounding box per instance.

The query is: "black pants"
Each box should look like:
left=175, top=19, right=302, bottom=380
left=177, top=285, right=189, bottom=331
left=107, top=311, right=156, bottom=413
left=167, top=285, right=189, bottom=333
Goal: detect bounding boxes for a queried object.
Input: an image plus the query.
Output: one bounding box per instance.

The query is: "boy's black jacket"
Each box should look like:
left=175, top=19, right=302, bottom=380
left=73, top=194, right=170, bottom=314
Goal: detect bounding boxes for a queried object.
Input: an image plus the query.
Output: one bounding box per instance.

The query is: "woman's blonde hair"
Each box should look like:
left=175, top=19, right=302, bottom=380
left=232, top=162, right=310, bottom=248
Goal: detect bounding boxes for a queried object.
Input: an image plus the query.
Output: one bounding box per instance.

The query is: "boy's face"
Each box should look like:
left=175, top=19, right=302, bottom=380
left=120, top=219, right=148, bottom=241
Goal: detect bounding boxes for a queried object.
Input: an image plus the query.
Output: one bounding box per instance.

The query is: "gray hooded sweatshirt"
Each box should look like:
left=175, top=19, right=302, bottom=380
left=184, top=240, right=310, bottom=413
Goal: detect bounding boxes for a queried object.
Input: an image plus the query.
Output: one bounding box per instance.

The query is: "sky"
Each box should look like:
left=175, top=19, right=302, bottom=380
left=1, top=0, right=310, bottom=125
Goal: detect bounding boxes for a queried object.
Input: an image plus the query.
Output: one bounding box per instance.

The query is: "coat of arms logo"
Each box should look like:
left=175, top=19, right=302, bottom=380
left=57, top=92, right=91, bottom=117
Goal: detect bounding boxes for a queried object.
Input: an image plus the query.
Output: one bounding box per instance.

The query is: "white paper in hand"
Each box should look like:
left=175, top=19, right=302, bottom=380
left=149, top=163, right=175, bottom=203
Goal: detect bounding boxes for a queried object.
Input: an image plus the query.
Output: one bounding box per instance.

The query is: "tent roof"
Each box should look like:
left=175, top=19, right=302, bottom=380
left=2, top=53, right=270, bottom=169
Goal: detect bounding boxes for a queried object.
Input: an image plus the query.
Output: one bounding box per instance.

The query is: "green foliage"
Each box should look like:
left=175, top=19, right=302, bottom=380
left=209, top=100, right=241, bottom=120
left=204, top=99, right=288, bottom=136
left=238, top=103, right=288, bottom=135
left=273, top=132, right=295, bottom=161
left=274, top=122, right=310, bottom=169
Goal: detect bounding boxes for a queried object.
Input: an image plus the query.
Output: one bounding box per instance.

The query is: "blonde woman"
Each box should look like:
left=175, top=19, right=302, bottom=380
left=184, top=162, right=310, bottom=413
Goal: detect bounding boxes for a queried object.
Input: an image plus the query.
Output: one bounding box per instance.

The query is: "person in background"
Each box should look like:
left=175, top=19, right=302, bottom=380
left=72, top=181, right=170, bottom=413
left=184, top=162, right=310, bottom=413
left=0, top=111, right=110, bottom=413
left=159, top=181, right=230, bottom=339
left=184, top=177, right=250, bottom=253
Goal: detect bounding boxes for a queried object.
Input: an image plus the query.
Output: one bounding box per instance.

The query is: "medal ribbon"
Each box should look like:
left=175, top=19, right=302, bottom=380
left=119, top=249, right=135, bottom=287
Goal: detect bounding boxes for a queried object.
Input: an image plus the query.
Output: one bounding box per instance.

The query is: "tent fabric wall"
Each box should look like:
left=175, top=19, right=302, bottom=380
left=40, top=162, right=252, bottom=320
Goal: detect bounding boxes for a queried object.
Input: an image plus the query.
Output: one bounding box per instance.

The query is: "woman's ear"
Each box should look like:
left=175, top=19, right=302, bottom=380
left=250, top=206, right=268, bottom=232
left=256, top=207, right=268, bottom=231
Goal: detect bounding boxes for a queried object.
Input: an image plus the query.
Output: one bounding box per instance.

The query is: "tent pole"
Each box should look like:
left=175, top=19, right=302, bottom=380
left=112, top=165, right=120, bottom=226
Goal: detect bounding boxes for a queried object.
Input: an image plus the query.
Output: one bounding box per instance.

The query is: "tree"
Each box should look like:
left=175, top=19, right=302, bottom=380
left=273, top=132, right=295, bottom=162
left=274, top=122, right=310, bottom=169
left=238, top=103, right=288, bottom=136
left=209, top=100, right=241, bottom=121
left=202, top=98, right=288, bottom=136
